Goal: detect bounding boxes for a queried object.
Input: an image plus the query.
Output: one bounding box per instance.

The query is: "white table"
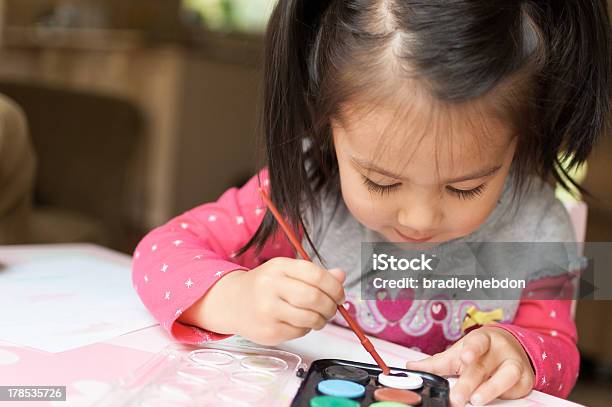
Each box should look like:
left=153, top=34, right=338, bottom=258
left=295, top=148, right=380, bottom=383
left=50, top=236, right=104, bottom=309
left=0, top=244, right=583, bottom=406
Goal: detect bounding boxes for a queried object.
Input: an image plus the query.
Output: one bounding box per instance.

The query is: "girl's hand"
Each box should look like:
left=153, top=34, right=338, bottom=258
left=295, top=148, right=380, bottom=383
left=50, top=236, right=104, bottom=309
left=405, top=326, right=535, bottom=406
left=184, top=257, right=346, bottom=346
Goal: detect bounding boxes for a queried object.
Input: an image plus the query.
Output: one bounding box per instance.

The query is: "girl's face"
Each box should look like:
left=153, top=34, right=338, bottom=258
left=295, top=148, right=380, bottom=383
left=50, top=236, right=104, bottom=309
left=333, top=100, right=516, bottom=244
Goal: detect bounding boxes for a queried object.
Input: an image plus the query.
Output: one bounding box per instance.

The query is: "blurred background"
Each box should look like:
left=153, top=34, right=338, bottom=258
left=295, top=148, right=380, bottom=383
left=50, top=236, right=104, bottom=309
left=0, top=1, right=609, bottom=405
left=0, top=0, right=272, bottom=251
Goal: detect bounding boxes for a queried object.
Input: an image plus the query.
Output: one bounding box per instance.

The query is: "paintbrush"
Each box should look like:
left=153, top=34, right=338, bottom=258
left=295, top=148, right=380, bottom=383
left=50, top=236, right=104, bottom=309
left=259, top=188, right=391, bottom=375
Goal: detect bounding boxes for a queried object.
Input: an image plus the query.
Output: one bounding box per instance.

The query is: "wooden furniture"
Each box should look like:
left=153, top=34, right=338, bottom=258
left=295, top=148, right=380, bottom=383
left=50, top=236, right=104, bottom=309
left=0, top=26, right=263, bottom=250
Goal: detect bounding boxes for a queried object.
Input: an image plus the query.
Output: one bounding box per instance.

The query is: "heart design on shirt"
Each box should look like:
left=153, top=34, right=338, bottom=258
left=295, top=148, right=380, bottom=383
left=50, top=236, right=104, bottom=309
left=375, top=288, right=414, bottom=323
left=343, top=301, right=357, bottom=319
left=430, top=301, right=447, bottom=321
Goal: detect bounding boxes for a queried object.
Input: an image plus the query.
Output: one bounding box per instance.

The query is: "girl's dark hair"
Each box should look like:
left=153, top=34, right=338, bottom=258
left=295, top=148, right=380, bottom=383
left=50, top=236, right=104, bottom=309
left=240, top=0, right=611, bottom=257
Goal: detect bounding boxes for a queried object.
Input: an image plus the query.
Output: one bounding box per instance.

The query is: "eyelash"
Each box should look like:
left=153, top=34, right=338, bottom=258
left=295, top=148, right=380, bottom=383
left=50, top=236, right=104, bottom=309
left=361, top=176, right=401, bottom=196
left=446, top=184, right=487, bottom=200
left=362, top=175, right=487, bottom=200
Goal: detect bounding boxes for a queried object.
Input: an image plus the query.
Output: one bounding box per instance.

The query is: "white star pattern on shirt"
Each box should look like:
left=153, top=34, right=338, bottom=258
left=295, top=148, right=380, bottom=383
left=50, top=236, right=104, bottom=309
left=193, top=255, right=203, bottom=260
left=550, top=310, right=556, bottom=318
left=230, top=252, right=237, bottom=258
left=215, top=271, right=223, bottom=278
left=173, top=240, right=183, bottom=247
left=134, top=251, right=140, bottom=259
left=164, top=291, right=171, bottom=300
left=151, top=244, right=157, bottom=252
left=161, top=263, right=168, bottom=272
left=541, top=376, right=546, bottom=385
left=255, top=207, right=264, bottom=216
left=175, top=308, right=183, bottom=317
left=236, top=216, right=244, bottom=225
left=517, top=331, right=525, bottom=337
left=557, top=362, right=562, bottom=371
left=538, top=336, right=544, bottom=343
left=559, top=383, right=563, bottom=391
left=181, top=222, right=189, bottom=229
left=551, top=330, right=558, bottom=337
left=542, top=352, right=547, bottom=360
left=144, top=275, right=149, bottom=283
left=185, top=278, right=194, bottom=288
left=263, top=179, right=269, bottom=186
left=208, top=215, right=217, bottom=222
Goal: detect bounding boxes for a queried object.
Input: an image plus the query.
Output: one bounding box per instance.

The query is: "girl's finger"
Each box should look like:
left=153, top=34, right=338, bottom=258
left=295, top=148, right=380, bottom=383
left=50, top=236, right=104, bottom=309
left=327, top=267, right=346, bottom=283
left=469, top=358, right=523, bottom=406
left=405, top=348, right=462, bottom=377
left=450, top=357, right=493, bottom=407
left=284, top=262, right=346, bottom=304
left=277, top=277, right=338, bottom=320
left=460, top=330, right=491, bottom=365
left=499, top=362, right=535, bottom=400
left=276, top=299, right=328, bottom=330
left=275, top=322, right=311, bottom=341
left=254, top=321, right=310, bottom=345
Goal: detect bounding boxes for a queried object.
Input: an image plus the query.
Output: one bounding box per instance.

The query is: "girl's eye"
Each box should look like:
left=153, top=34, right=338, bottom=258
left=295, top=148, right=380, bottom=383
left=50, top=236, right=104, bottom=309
left=446, top=184, right=487, bottom=200
left=361, top=176, right=401, bottom=196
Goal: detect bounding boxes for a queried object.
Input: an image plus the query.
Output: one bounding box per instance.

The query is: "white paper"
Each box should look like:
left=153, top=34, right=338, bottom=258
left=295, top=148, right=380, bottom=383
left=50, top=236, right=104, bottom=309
left=0, top=254, right=157, bottom=352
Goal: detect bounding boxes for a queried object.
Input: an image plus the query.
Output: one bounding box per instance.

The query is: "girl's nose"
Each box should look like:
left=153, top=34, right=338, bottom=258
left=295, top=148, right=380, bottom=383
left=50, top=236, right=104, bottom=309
left=397, top=201, right=439, bottom=235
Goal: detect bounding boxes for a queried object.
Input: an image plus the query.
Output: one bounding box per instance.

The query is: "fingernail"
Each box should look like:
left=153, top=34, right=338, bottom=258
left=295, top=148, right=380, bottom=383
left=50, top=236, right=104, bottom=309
left=471, top=393, right=484, bottom=405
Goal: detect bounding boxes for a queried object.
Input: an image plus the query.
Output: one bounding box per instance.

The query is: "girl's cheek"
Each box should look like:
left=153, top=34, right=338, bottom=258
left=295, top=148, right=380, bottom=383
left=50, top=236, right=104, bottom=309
left=446, top=182, right=505, bottom=236
left=448, top=205, right=491, bottom=236
left=343, top=188, right=382, bottom=228
left=340, top=177, right=394, bottom=230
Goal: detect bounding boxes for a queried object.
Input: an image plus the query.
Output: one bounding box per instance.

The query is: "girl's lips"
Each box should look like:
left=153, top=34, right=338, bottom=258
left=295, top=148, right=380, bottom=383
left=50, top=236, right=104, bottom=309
left=394, top=228, right=433, bottom=243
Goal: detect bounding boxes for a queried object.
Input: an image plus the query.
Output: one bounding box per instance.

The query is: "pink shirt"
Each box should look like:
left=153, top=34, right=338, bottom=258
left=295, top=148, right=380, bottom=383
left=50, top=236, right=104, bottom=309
left=132, top=168, right=579, bottom=398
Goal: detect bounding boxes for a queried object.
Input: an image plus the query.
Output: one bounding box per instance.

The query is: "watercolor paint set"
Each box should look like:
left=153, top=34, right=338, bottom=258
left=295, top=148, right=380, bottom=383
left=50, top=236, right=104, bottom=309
left=291, top=358, right=449, bottom=407
left=98, top=340, right=449, bottom=407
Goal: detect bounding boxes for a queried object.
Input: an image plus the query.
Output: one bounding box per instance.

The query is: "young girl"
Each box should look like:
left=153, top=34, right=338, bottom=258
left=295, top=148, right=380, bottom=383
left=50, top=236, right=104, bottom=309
left=132, top=1, right=610, bottom=405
